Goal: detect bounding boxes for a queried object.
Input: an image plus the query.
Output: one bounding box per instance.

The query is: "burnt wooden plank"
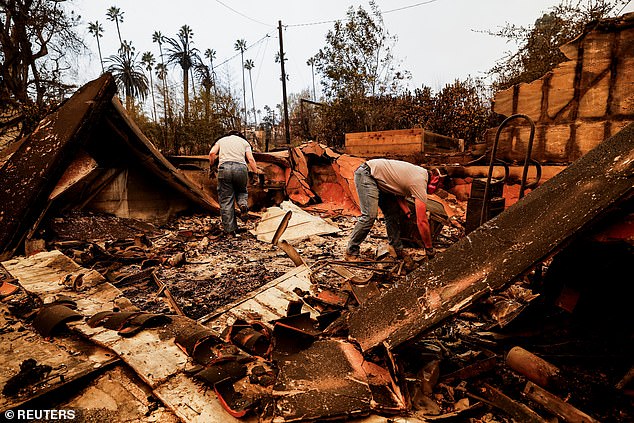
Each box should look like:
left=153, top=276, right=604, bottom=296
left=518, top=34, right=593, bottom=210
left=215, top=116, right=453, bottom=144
left=523, top=382, right=600, bottom=423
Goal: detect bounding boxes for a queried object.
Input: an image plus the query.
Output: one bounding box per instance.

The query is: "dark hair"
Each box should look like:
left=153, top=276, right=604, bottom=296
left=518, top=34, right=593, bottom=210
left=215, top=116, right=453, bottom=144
left=226, top=129, right=246, bottom=139
left=212, top=130, right=247, bottom=146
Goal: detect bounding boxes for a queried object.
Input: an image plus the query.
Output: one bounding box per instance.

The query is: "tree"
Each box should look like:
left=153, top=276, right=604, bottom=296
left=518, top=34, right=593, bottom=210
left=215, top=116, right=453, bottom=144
left=88, top=21, right=105, bottom=73
left=105, top=41, right=149, bottom=112
left=0, top=0, right=83, bottom=107
left=429, top=78, right=496, bottom=144
left=310, top=1, right=409, bottom=134
left=311, top=0, right=408, bottom=100
left=244, top=59, right=257, bottom=126
left=106, top=6, right=124, bottom=46
left=152, top=30, right=171, bottom=142
left=488, top=0, right=628, bottom=90
left=165, top=25, right=199, bottom=120
left=234, top=39, right=248, bottom=126
left=204, top=48, right=218, bottom=98
left=194, top=59, right=213, bottom=121
left=141, top=51, right=157, bottom=121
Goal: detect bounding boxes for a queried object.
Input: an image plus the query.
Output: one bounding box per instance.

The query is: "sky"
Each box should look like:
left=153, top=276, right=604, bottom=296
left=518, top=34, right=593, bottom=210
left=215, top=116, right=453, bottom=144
left=73, top=0, right=634, bottom=115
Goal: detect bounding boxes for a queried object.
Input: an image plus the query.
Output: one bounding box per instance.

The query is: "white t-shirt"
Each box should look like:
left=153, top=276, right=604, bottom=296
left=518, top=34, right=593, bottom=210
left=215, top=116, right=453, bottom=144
left=213, top=135, right=252, bottom=165
left=366, top=159, right=429, bottom=202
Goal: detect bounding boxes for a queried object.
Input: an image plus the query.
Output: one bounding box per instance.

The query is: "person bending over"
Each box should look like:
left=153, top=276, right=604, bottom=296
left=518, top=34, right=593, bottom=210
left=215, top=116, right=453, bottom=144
left=346, top=158, right=440, bottom=260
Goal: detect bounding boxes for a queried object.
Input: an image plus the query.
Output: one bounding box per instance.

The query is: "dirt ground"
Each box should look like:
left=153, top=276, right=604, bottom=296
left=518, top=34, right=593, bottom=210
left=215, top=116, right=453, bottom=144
left=117, top=212, right=422, bottom=320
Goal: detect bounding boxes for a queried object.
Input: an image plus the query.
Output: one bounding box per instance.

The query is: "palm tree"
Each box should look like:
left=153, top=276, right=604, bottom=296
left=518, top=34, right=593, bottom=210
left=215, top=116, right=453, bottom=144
left=105, top=41, right=149, bottom=112
left=154, top=62, right=172, bottom=149
left=194, top=61, right=213, bottom=121
left=141, top=52, right=157, bottom=122
left=306, top=57, right=316, bottom=101
left=234, top=39, right=247, bottom=126
left=106, top=6, right=124, bottom=46
left=88, top=21, right=105, bottom=73
left=204, top=48, right=218, bottom=101
left=165, top=25, right=199, bottom=120
left=152, top=31, right=171, bottom=143
left=244, top=59, right=257, bottom=126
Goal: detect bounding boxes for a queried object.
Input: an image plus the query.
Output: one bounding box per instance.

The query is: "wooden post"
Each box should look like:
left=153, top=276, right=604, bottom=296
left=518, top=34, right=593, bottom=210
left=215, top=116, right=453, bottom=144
left=278, top=20, right=291, bottom=145
left=506, top=346, right=563, bottom=390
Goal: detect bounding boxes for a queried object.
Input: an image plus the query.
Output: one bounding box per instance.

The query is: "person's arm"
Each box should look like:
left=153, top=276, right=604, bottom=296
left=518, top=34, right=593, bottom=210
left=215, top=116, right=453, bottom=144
left=414, top=198, right=433, bottom=249
left=208, top=144, right=219, bottom=167
left=397, top=197, right=411, bottom=217
left=245, top=149, right=259, bottom=174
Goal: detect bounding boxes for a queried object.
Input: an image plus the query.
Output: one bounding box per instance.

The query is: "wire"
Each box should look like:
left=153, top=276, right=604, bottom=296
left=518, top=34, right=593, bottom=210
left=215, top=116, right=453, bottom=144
left=285, top=0, right=442, bottom=27
left=215, top=34, right=271, bottom=68
left=384, top=0, right=441, bottom=14
left=253, top=36, right=270, bottom=87
left=285, top=18, right=339, bottom=28
left=617, top=0, right=632, bottom=15
left=214, top=0, right=275, bottom=27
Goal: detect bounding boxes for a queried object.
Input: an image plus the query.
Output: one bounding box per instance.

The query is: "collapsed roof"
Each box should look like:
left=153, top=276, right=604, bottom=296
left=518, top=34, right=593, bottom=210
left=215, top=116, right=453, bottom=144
left=0, top=74, right=219, bottom=260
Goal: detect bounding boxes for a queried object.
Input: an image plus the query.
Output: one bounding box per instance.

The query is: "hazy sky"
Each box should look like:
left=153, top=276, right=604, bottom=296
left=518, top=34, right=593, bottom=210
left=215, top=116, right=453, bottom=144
left=74, top=0, right=634, bottom=113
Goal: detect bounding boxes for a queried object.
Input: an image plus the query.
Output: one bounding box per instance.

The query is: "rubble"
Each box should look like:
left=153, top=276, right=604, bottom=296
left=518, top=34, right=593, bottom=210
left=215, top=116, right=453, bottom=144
left=0, top=22, right=632, bottom=420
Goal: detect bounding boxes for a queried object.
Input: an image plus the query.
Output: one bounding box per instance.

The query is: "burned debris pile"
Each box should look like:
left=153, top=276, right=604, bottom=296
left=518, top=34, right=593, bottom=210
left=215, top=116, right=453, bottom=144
left=0, top=73, right=632, bottom=421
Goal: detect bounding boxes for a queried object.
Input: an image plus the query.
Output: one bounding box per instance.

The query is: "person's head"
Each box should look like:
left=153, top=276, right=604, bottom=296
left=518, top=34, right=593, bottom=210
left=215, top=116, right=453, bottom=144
left=226, top=129, right=246, bottom=139
left=427, top=167, right=447, bottom=194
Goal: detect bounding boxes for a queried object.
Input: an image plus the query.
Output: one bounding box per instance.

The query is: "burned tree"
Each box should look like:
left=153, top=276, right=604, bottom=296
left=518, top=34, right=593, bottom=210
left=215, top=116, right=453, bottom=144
left=0, top=0, right=83, bottom=135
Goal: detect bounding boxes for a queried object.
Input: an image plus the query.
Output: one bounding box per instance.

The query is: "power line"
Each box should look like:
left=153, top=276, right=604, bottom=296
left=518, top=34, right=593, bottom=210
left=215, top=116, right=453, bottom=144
left=215, top=34, right=272, bottom=68
left=617, top=0, right=632, bottom=15
left=285, top=0, right=442, bottom=28
left=384, top=0, right=441, bottom=14
left=253, top=36, right=270, bottom=88
left=285, top=18, right=339, bottom=28
left=214, top=0, right=275, bottom=28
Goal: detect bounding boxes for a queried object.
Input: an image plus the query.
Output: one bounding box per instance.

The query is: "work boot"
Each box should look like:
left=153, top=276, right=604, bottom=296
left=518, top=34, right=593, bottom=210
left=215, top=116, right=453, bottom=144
left=238, top=204, right=249, bottom=221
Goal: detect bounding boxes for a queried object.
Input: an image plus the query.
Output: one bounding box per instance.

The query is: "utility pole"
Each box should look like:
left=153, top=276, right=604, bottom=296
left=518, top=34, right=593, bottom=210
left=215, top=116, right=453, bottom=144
left=278, top=20, right=291, bottom=145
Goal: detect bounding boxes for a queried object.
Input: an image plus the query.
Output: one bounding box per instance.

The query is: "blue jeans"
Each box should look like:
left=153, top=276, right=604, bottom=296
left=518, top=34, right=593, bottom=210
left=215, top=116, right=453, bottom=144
left=347, top=164, right=404, bottom=255
left=217, top=162, right=248, bottom=233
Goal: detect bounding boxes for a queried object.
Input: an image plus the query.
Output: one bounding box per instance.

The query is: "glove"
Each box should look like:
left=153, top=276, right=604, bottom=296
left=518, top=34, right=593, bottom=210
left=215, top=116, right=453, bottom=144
left=208, top=167, right=217, bottom=179
left=426, top=247, right=436, bottom=259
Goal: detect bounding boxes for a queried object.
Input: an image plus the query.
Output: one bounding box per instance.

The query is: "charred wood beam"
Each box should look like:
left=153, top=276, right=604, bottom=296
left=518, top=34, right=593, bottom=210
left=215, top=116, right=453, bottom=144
left=152, top=271, right=185, bottom=316
left=479, top=383, right=547, bottom=423
left=505, top=346, right=565, bottom=390
left=523, top=381, right=600, bottom=423
left=616, top=366, right=634, bottom=390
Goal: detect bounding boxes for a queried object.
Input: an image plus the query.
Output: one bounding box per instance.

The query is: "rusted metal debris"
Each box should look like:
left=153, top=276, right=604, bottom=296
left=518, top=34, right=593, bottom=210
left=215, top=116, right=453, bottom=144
left=0, top=69, right=632, bottom=422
